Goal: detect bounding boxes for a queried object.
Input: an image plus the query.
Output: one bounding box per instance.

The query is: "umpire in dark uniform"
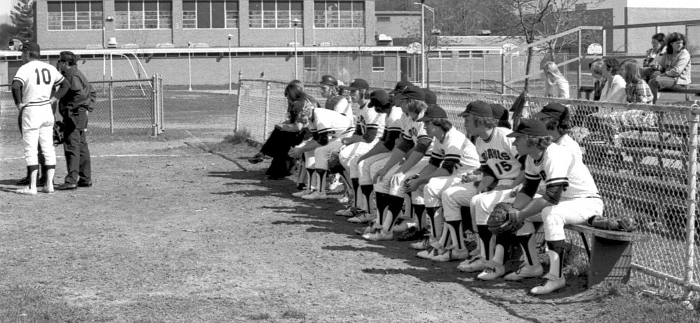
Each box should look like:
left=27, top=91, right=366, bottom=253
left=55, top=51, right=92, bottom=190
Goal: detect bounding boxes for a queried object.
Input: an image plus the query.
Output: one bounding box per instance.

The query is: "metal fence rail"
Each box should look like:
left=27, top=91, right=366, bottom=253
left=1, top=75, right=164, bottom=137
left=235, top=78, right=700, bottom=298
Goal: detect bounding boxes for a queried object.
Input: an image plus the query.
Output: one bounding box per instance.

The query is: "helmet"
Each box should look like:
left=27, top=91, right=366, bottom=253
left=319, top=75, right=338, bottom=87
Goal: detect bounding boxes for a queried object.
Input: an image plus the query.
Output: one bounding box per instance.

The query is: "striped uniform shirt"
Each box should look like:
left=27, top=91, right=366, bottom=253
left=13, top=60, right=65, bottom=107
left=309, top=108, right=354, bottom=138
left=525, top=143, right=599, bottom=202
left=381, top=106, right=404, bottom=140
left=476, top=127, right=521, bottom=180
left=400, top=110, right=432, bottom=146
left=429, top=127, right=480, bottom=173
left=357, top=101, right=386, bottom=137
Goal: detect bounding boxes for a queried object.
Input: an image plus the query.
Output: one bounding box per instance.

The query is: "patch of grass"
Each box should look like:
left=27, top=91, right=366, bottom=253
left=281, top=309, right=307, bottom=319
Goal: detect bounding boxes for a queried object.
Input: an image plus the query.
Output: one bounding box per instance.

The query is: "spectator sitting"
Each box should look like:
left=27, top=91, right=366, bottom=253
left=599, top=57, right=627, bottom=103
left=643, top=33, right=667, bottom=68
left=542, top=61, right=570, bottom=99
left=589, top=59, right=606, bottom=101
left=647, top=32, right=692, bottom=104
left=622, top=61, right=654, bottom=104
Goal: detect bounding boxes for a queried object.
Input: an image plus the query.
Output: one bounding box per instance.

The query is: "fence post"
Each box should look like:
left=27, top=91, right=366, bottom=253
left=151, top=75, right=157, bottom=137
left=500, top=52, right=505, bottom=94
left=263, top=81, right=270, bottom=142
left=159, top=74, right=164, bottom=133
left=684, top=103, right=700, bottom=300
left=235, top=71, right=243, bottom=132
left=109, top=80, right=114, bottom=134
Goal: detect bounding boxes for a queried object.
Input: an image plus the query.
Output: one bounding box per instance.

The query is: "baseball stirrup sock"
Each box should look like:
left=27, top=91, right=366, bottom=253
left=316, top=169, right=327, bottom=193
left=517, top=234, right=536, bottom=266
left=360, top=184, right=374, bottom=213
left=477, top=225, right=493, bottom=260
left=546, top=240, right=567, bottom=278
left=306, top=168, right=316, bottom=190
left=460, top=206, right=475, bottom=233
left=351, top=178, right=360, bottom=208
left=446, top=220, right=464, bottom=250
left=413, top=204, right=426, bottom=231
left=375, top=192, right=388, bottom=226
left=385, top=195, right=404, bottom=231
left=425, top=207, right=438, bottom=238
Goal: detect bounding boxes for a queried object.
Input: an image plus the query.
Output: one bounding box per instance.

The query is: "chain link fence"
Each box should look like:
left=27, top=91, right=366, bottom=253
left=1, top=75, right=164, bottom=138
left=236, top=78, right=700, bottom=296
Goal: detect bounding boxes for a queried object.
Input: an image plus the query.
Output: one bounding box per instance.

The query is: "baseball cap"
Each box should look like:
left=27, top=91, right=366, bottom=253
left=506, top=119, right=549, bottom=137
left=491, top=103, right=509, bottom=121
left=416, top=105, right=448, bottom=122
left=533, top=102, right=569, bottom=120
left=22, top=41, right=40, bottom=53
left=368, top=90, right=391, bottom=108
left=390, top=80, right=414, bottom=94
left=423, top=89, right=437, bottom=105
left=393, top=85, right=425, bottom=102
left=348, top=78, right=370, bottom=91
left=458, top=101, right=492, bottom=118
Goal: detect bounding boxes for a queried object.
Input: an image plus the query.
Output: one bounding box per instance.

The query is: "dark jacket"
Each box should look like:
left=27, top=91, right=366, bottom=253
left=59, top=67, right=91, bottom=129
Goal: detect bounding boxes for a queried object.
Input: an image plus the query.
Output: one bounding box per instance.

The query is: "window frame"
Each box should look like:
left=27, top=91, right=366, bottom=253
left=47, top=1, right=103, bottom=31
left=314, top=0, right=365, bottom=29
left=248, top=0, right=303, bottom=29
left=372, top=55, right=384, bottom=72
left=183, top=0, right=239, bottom=29
left=115, top=0, right=173, bottom=30
left=304, top=55, right=317, bottom=72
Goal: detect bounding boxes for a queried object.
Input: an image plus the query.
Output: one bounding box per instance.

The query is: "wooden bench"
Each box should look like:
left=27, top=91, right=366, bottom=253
left=565, top=224, right=650, bottom=287
left=579, top=85, right=700, bottom=101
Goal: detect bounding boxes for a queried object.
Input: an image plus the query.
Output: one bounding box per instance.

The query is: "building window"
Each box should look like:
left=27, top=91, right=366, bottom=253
left=183, top=0, right=238, bottom=29
left=48, top=1, right=103, bottom=30
left=249, top=0, right=303, bottom=29
left=304, top=55, right=317, bottom=72
left=376, top=16, right=390, bottom=22
left=458, top=51, right=483, bottom=59
left=372, top=56, right=384, bottom=72
left=314, top=1, right=364, bottom=28
left=115, top=1, right=172, bottom=29
left=429, top=51, right=453, bottom=59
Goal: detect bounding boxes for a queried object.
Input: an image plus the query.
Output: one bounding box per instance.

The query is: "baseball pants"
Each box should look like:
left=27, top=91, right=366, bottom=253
left=22, top=104, right=56, bottom=166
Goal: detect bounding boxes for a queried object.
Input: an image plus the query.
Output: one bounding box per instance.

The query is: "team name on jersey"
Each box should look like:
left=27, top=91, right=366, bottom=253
left=481, top=148, right=511, bottom=161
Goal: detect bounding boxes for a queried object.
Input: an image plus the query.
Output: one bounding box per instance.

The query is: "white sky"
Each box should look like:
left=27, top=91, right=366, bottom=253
left=1, top=0, right=14, bottom=25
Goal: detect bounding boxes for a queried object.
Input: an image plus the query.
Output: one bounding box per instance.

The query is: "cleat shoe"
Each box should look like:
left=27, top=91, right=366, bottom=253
left=335, top=206, right=357, bottom=217
left=431, top=248, right=471, bottom=262
left=292, top=189, right=313, bottom=197
left=457, top=257, right=488, bottom=273
left=392, top=220, right=417, bottom=233
left=355, top=225, right=374, bottom=235
left=410, top=237, right=431, bottom=250
left=15, top=187, right=37, bottom=195
left=363, top=229, right=393, bottom=241
left=302, top=191, right=329, bottom=200
left=505, top=264, right=544, bottom=281
left=396, top=227, right=426, bottom=241
left=530, top=273, right=566, bottom=295
left=417, top=247, right=443, bottom=259
left=477, top=261, right=506, bottom=281
left=348, top=212, right=375, bottom=223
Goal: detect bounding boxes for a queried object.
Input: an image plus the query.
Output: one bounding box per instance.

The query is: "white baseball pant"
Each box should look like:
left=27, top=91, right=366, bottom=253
left=517, top=197, right=604, bottom=241
left=22, top=104, right=56, bottom=166
left=339, top=139, right=379, bottom=178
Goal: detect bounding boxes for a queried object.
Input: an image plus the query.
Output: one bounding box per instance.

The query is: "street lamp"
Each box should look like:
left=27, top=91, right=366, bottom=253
left=228, top=34, right=233, bottom=95
left=188, top=41, right=192, bottom=91
left=414, top=1, right=435, bottom=88
left=292, top=18, right=300, bottom=80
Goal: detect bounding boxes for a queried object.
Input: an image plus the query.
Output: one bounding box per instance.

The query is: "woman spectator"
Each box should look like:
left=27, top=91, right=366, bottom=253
left=542, top=61, right=570, bottom=99
left=599, top=57, right=627, bottom=103
left=648, top=32, right=691, bottom=103
left=643, top=33, right=666, bottom=68
left=248, top=80, right=318, bottom=180
left=622, top=61, right=654, bottom=104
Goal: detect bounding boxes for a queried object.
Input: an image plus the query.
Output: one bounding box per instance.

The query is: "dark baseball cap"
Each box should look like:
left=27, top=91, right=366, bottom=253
left=22, top=41, right=40, bottom=53
left=506, top=119, right=549, bottom=137
left=416, top=105, right=448, bottom=122
left=423, top=89, right=437, bottom=105
left=368, top=90, right=391, bottom=108
left=533, top=102, right=569, bottom=120
left=348, top=78, right=370, bottom=91
left=390, top=80, right=414, bottom=94
left=458, top=100, right=492, bottom=118
left=491, top=103, right=509, bottom=121
left=393, top=85, right=425, bottom=102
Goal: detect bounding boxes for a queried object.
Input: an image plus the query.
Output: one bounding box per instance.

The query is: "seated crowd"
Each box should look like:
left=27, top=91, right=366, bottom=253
left=248, top=75, right=604, bottom=296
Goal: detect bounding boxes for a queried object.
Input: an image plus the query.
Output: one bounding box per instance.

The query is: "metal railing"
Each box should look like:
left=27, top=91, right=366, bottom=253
left=235, top=78, right=700, bottom=299
left=1, top=75, right=164, bottom=137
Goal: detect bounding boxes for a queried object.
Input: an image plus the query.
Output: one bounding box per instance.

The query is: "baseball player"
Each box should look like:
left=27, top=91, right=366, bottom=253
left=334, top=79, right=385, bottom=216
left=501, top=118, right=602, bottom=295
left=350, top=89, right=405, bottom=227
left=403, top=105, right=480, bottom=261
left=439, top=101, right=523, bottom=269
left=288, top=106, right=354, bottom=200
left=363, top=86, right=433, bottom=241
left=11, top=41, right=69, bottom=194
left=319, top=75, right=353, bottom=122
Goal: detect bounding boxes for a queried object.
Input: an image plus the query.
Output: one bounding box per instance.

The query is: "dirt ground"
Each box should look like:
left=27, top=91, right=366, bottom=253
left=0, top=90, right=698, bottom=322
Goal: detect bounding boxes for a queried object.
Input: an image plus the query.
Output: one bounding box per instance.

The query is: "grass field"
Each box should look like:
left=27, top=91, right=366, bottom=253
left=0, top=90, right=699, bottom=322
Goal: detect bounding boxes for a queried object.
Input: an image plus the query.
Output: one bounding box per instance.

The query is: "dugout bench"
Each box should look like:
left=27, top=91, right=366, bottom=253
left=579, top=85, right=700, bottom=101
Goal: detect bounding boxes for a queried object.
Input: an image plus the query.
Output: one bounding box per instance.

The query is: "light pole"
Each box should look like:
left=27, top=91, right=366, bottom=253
left=414, top=1, right=435, bottom=88
left=293, top=18, right=300, bottom=80
left=228, top=34, right=233, bottom=95
left=188, top=41, right=192, bottom=91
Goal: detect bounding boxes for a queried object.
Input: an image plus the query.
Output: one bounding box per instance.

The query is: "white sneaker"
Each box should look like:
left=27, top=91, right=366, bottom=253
left=335, top=207, right=356, bottom=216
left=348, top=212, right=375, bottom=223
left=417, top=247, right=443, bottom=259
left=15, top=187, right=37, bottom=195
left=530, top=273, right=566, bottom=295
left=457, top=257, right=487, bottom=273
left=505, top=264, right=544, bottom=281
left=477, top=261, right=506, bottom=281
left=292, top=189, right=313, bottom=197
left=363, top=229, right=393, bottom=241
left=302, top=191, right=329, bottom=200
left=392, top=220, right=417, bottom=233
left=431, top=249, right=471, bottom=262
left=410, top=237, right=431, bottom=250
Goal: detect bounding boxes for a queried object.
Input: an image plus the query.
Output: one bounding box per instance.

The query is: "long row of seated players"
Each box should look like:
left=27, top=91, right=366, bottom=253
left=253, top=77, right=603, bottom=295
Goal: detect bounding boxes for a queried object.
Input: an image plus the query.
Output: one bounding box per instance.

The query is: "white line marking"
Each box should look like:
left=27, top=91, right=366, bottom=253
left=0, top=153, right=209, bottom=161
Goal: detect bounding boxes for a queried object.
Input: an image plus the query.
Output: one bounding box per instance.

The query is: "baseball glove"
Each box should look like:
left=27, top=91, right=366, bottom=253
left=587, top=215, right=638, bottom=232
left=487, top=202, right=523, bottom=234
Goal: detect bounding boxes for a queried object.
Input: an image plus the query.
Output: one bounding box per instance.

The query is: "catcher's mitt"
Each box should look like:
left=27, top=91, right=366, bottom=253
left=487, top=202, right=522, bottom=234
left=587, top=215, right=638, bottom=232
